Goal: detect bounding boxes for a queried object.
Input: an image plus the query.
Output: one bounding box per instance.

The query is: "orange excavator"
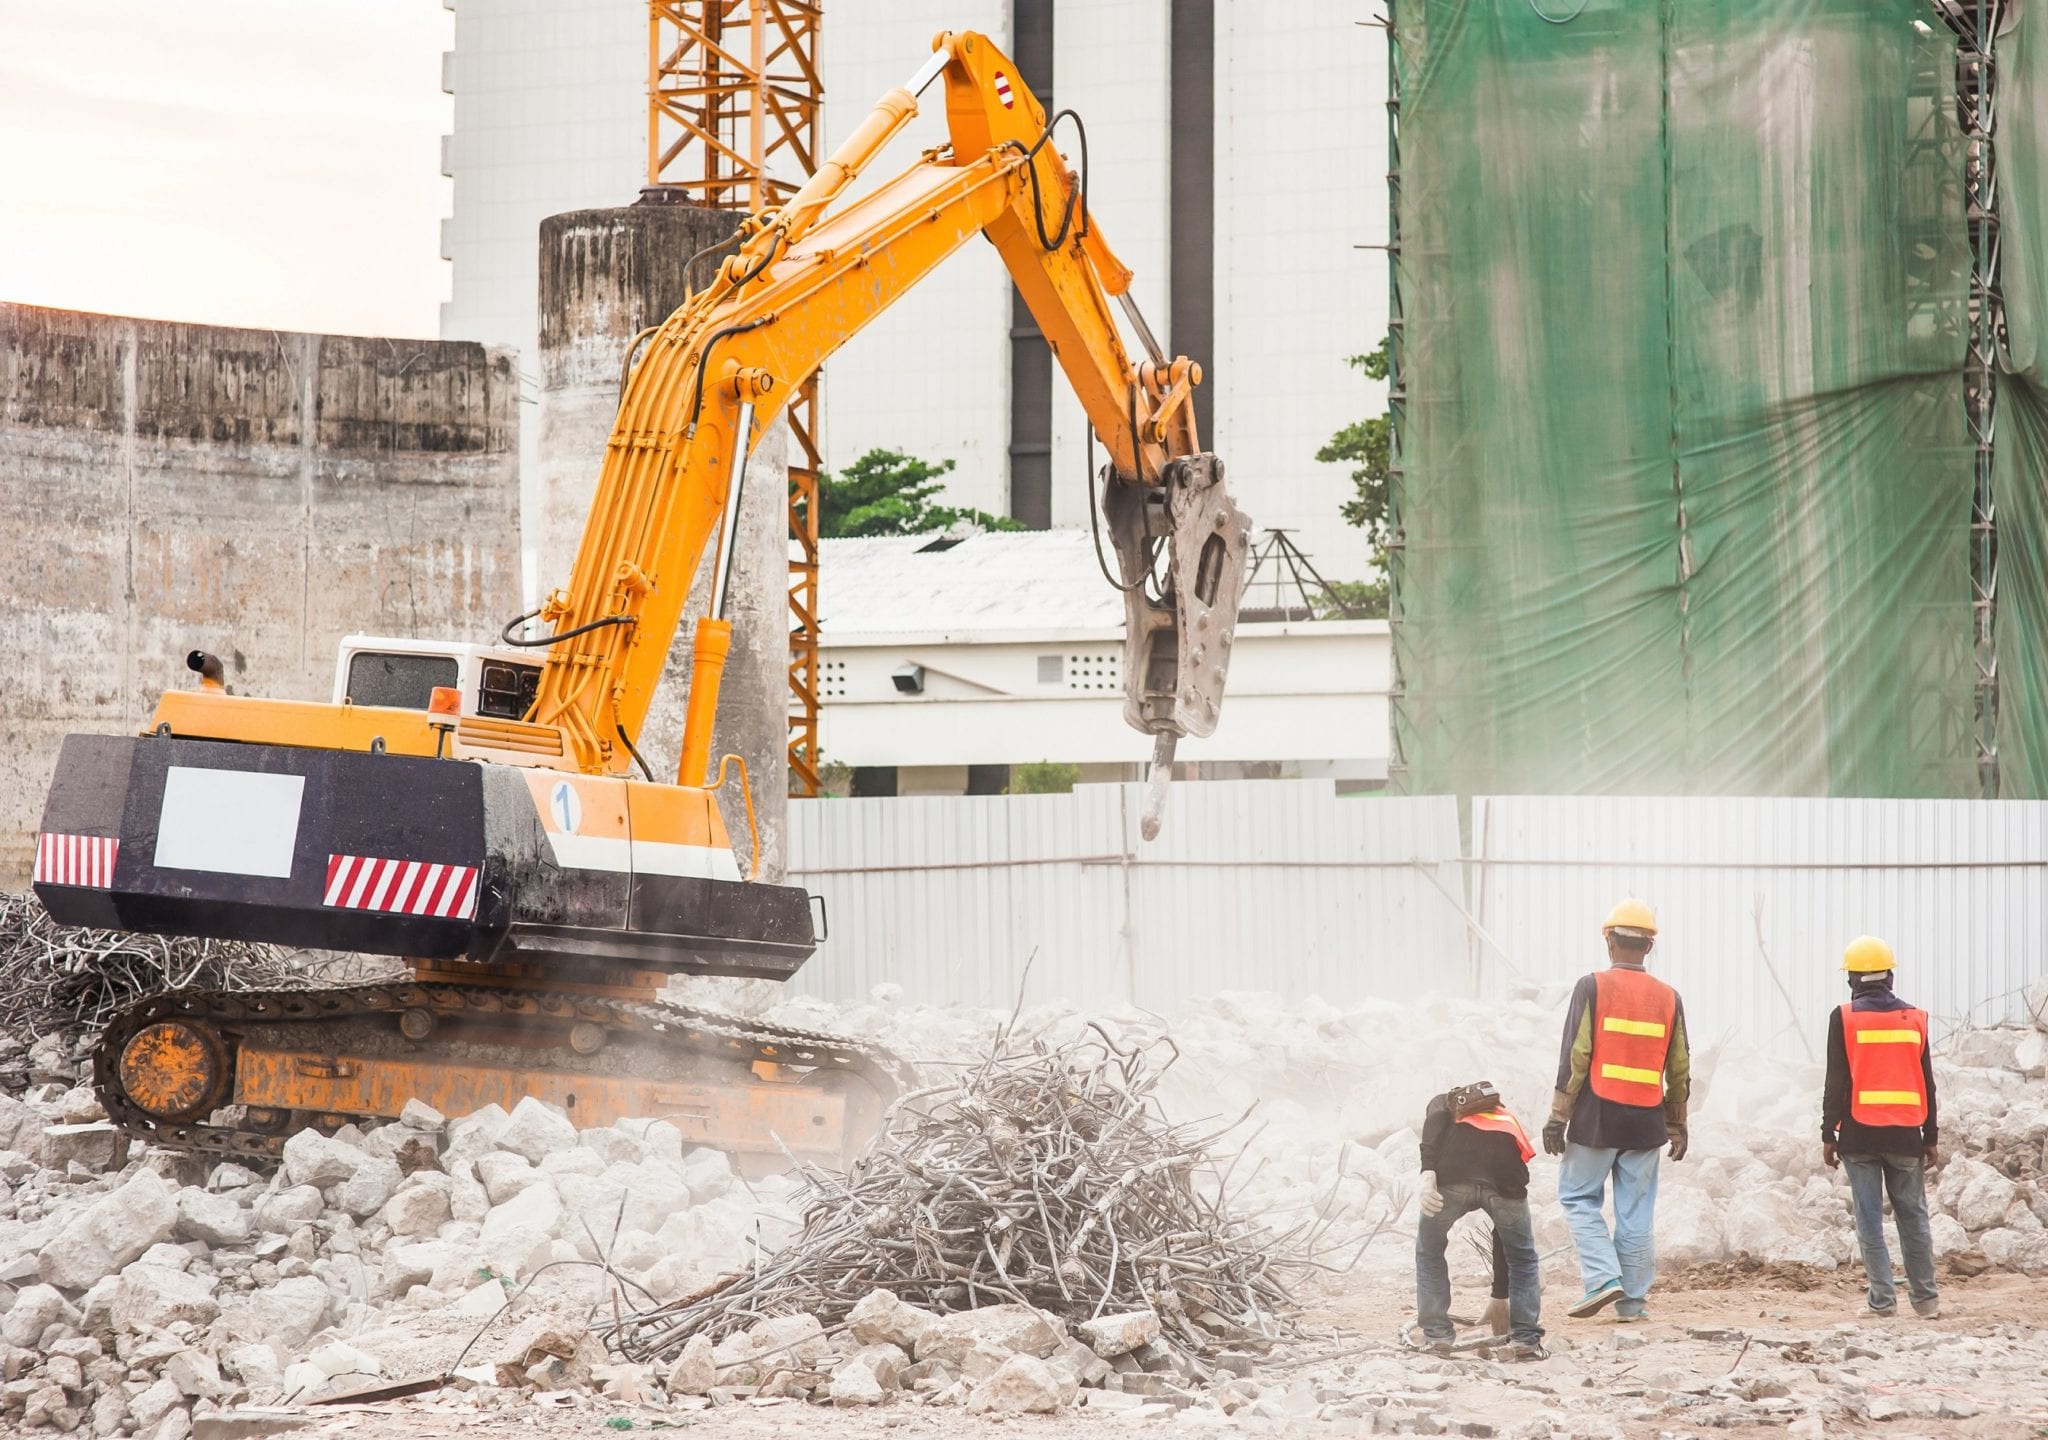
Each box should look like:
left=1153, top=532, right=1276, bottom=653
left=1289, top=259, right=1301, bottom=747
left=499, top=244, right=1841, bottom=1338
left=32, top=31, right=1250, bottom=1166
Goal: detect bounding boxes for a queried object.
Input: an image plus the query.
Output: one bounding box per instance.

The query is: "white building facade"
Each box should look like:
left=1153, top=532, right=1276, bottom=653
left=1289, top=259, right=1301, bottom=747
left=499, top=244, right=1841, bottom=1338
left=439, top=1, right=1388, bottom=584
left=813, top=531, right=1388, bottom=795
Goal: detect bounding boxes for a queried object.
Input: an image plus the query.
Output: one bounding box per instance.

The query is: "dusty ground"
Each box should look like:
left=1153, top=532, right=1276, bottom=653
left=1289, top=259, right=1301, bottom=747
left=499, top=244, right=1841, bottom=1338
left=222, top=1262, right=2048, bottom=1439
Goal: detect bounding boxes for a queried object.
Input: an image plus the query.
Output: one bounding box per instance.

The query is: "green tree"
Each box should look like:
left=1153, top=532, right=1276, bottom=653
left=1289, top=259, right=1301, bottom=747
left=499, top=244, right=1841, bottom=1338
left=817, top=448, right=1025, bottom=539
left=1315, top=340, right=1393, bottom=618
left=1008, top=761, right=1081, bottom=795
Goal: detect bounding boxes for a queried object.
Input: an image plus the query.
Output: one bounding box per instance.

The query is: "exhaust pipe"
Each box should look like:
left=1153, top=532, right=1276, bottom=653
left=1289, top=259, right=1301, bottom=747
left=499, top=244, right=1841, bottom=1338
left=186, top=651, right=227, bottom=693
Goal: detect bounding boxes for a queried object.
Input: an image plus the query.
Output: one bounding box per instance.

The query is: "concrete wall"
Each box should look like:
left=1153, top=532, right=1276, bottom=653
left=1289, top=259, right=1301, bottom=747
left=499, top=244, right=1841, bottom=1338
left=0, top=301, right=522, bottom=882
left=537, top=207, right=789, bottom=879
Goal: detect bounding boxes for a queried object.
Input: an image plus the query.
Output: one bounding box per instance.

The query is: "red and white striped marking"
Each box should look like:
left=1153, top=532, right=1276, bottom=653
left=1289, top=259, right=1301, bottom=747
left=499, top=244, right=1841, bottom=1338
left=324, top=855, right=477, bottom=920
left=993, top=69, right=1014, bottom=108
left=33, top=833, right=119, bottom=889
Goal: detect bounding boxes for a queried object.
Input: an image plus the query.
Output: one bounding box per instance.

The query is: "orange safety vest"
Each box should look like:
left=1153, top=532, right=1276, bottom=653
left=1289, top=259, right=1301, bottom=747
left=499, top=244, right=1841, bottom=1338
left=1457, top=1108, right=1535, bottom=1162
left=1588, top=967, right=1677, bottom=1107
left=1840, top=1004, right=1929, bottom=1127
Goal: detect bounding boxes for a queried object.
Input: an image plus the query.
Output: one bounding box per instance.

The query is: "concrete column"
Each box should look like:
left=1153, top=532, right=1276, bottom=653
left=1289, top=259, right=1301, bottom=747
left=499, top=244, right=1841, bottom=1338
left=536, top=204, right=789, bottom=881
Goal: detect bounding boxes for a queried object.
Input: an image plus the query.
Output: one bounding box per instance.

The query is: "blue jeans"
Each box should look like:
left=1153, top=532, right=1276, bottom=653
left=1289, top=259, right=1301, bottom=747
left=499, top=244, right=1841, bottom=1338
left=1415, top=1183, right=1543, bottom=1346
left=1841, top=1153, right=1938, bottom=1311
left=1558, top=1143, right=1661, bottom=1313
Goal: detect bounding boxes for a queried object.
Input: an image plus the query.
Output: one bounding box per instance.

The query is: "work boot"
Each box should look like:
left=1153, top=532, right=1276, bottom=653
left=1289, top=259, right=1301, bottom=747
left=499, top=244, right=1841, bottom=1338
left=1912, top=1297, right=1941, bottom=1319
left=1506, top=1341, right=1549, bottom=1363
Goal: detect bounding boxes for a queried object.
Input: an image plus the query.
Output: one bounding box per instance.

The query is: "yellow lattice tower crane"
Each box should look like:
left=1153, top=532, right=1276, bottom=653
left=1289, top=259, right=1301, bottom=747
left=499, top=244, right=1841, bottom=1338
left=647, top=1, right=825, bottom=796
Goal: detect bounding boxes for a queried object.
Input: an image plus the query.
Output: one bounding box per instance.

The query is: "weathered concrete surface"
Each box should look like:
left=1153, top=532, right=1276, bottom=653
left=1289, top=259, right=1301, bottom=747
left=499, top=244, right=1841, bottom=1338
left=0, top=301, right=522, bottom=882
left=538, top=206, right=788, bottom=880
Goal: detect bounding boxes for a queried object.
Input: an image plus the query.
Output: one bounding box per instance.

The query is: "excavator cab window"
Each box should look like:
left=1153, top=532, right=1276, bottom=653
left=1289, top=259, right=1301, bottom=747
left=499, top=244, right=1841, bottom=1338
left=345, top=653, right=459, bottom=712
left=477, top=660, right=543, bottom=721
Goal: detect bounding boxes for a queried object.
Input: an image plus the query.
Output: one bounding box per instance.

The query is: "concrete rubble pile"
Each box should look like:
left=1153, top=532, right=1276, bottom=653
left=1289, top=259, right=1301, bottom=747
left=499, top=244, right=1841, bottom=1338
left=601, top=1026, right=1303, bottom=1407
left=0, top=972, right=2035, bottom=1435
left=756, top=978, right=2048, bottom=1287
left=0, top=1076, right=807, bottom=1436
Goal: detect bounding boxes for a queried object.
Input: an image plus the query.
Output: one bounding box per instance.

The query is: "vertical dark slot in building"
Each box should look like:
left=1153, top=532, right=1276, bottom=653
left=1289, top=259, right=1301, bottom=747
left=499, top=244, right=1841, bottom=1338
left=1008, top=0, right=1055, bottom=528
left=1169, top=0, right=1215, bottom=445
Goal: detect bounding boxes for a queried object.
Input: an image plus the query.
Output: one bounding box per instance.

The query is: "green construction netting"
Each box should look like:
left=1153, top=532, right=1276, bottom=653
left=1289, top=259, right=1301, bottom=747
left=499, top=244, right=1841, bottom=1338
left=1390, top=0, right=1981, bottom=797
left=1996, top=11, right=2048, bottom=798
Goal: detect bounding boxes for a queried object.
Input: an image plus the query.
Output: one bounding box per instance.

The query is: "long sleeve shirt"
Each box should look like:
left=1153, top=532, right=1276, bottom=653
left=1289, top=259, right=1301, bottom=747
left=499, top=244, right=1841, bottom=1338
left=1417, top=1093, right=1530, bottom=1198
left=1553, top=964, right=1691, bottom=1152
left=1822, top=990, right=1938, bottom=1155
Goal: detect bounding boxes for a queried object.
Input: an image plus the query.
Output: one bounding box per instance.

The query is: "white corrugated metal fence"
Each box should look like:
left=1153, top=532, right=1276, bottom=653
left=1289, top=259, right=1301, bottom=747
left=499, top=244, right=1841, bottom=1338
left=787, top=783, right=2048, bottom=1056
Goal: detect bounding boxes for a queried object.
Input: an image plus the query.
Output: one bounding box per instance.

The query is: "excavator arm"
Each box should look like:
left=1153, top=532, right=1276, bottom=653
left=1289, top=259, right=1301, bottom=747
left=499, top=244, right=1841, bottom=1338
left=525, top=31, right=1250, bottom=828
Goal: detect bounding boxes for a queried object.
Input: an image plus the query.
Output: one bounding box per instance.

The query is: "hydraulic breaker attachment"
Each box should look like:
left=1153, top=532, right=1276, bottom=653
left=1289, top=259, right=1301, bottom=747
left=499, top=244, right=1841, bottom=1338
left=1101, top=452, right=1252, bottom=838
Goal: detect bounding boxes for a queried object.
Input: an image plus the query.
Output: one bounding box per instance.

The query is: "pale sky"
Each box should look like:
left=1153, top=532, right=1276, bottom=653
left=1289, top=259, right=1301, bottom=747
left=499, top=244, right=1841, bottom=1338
left=0, top=0, right=452, bottom=339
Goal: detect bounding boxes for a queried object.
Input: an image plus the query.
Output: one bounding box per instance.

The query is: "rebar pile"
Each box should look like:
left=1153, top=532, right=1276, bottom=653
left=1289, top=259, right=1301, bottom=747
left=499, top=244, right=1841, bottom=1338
left=606, top=1025, right=1304, bottom=1367
left=0, top=892, right=305, bottom=1045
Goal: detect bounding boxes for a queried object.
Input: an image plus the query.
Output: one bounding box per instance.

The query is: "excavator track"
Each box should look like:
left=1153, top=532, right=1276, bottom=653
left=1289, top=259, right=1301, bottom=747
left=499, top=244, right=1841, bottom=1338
left=91, top=982, right=919, bottom=1165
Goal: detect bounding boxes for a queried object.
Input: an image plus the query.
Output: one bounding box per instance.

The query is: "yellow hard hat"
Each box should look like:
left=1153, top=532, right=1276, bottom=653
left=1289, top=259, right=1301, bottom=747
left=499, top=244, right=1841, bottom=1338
left=1842, top=935, right=1896, bottom=973
left=1601, top=898, right=1658, bottom=936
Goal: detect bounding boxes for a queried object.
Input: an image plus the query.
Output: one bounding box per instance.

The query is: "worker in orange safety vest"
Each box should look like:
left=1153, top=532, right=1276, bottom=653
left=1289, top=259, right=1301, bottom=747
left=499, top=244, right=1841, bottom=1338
left=1415, top=1079, right=1545, bottom=1359
left=1544, top=899, right=1691, bottom=1323
left=1823, top=934, right=1941, bottom=1318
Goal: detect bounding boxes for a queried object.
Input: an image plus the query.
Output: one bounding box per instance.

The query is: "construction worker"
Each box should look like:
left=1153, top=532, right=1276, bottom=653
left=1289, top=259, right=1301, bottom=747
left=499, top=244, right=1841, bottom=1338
left=1543, top=899, right=1690, bottom=1322
left=1823, top=935, right=1941, bottom=1318
left=1415, top=1079, right=1545, bottom=1360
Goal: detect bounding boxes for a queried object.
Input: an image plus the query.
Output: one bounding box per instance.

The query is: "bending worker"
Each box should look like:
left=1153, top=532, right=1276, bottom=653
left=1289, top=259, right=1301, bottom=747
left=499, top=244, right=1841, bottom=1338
left=1543, top=899, right=1690, bottom=1322
left=1416, top=1079, right=1545, bottom=1359
left=1823, top=935, right=1941, bottom=1318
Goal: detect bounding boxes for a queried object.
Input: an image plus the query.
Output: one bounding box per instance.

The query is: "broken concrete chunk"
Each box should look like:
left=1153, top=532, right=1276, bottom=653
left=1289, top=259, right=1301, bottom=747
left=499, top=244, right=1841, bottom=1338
left=305, top=1340, right=381, bottom=1381
left=40, top=1120, right=123, bottom=1173
left=379, top=1182, right=452, bottom=1238
left=494, top=1097, right=578, bottom=1164
left=743, top=1312, right=830, bottom=1367
left=848, top=1288, right=942, bottom=1352
left=38, top=1170, right=177, bottom=1289
left=474, top=1152, right=546, bottom=1206
left=917, top=1303, right=1066, bottom=1367
left=333, top=1156, right=403, bottom=1218
left=129, top=1378, right=183, bottom=1431
left=665, top=1335, right=716, bottom=1396
left=174, top=1188, right=251, bottom=1247
left=253, top=1185, right=323, bottom=1235
left=966, top=1353, right=1064, bottom=1413
left=242, top=1275, right=332, bottom=1351
left=1078, top=1310, right=1163, bottom=1359
left=280, top=1131, right=358, bottom=1190
left=399, top=1099, right=447, bottom=1133
left=111, top=1265, right=221, bottom=1333
left=1, top=1285, right=78, bottom=1349
left=679, top=1147, right=734, bottom=1203
left=828, top=1357, right=886, bottom=1406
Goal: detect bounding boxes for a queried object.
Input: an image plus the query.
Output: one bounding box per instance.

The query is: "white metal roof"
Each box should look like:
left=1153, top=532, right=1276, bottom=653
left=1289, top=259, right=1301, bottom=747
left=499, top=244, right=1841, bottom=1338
left=814, top=529, right=1128, bottom=639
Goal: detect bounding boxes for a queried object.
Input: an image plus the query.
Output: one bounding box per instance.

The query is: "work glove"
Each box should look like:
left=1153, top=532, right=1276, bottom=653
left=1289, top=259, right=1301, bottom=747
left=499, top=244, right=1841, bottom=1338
left=1478, top=1296, right=1510, bottom=1338
left=1541, top=1120, right=1567, bottom=1157
left=1418, top=1171, right=1444, bottom=1217
left=1823, top=1141, right=1840, bottom=1169
left=1666, top=1125, right=1688, bottom=1162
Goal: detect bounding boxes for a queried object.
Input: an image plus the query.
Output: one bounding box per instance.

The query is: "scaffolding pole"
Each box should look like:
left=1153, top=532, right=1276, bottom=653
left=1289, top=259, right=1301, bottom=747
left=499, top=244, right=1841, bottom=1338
left=647, top=1, right=826, bottom=796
